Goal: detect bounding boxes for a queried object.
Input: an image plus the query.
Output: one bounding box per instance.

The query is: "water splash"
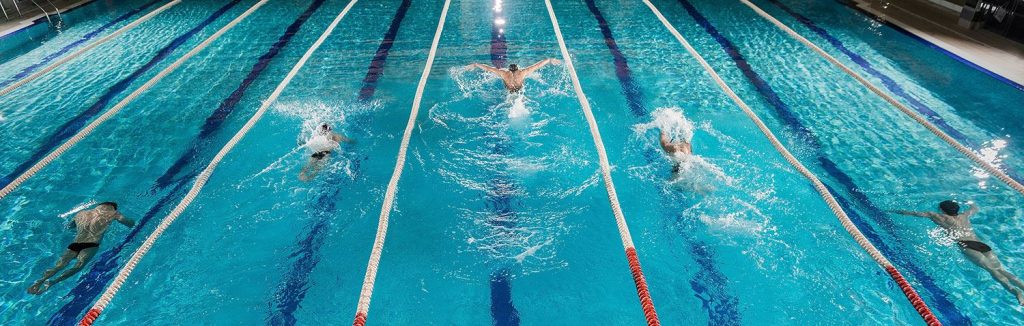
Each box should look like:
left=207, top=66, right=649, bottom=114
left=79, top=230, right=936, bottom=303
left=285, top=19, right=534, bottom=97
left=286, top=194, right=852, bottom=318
left=57, top=200, right=97, bottom=219
left=634, top=106, right=695, bottom=142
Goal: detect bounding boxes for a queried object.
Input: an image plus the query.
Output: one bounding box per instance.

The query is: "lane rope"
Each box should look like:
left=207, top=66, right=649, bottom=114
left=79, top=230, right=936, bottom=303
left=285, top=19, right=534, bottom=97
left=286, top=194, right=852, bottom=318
left=351, top=0, right=451, bottom=324
left=0, top=0, right=182, bottom=98
left=740, top=0, right=1024, bottom=197
left=0, top=0, right=261, bottom=201
left=77, top=0, right=363, bottom=324
left=543, top=0, right=659, bottom=324
left=641, top=0, right=940, bottom=324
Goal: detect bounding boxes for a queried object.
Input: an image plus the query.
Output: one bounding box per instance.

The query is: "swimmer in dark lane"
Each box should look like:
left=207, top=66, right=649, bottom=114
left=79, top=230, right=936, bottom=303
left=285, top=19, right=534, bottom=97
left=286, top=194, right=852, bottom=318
left=469, top=58, right=561, bottom=93
left=28, top=202, right=134, bottom=295
left=893, top=200, right=1024, bottom=305
left=299, top=124, right=353, bottom=181
left=659, top=129, right=691, bottom=180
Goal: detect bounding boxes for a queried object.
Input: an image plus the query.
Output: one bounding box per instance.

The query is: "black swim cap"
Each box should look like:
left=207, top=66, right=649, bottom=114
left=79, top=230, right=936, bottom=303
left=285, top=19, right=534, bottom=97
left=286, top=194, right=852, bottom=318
left=939, top=200, right=959, bottom=216
left=508, top=64, right=519, bottom=71
left=99, top=202, right=118, bottom=210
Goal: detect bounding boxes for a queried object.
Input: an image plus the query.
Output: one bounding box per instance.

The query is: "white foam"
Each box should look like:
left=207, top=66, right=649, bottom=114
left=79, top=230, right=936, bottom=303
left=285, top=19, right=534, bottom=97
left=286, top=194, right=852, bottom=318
left=633, top=106, right=694, bottom=142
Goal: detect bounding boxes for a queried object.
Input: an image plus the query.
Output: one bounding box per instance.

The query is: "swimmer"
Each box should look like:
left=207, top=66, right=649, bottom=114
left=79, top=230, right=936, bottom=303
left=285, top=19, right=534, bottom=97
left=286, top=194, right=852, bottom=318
left=659, top=129, right=692, bottom=179
left=893, top=200, right=1024, bottom=305
left=28, top=202, right=134, bottom=295
left=469, top=58, right=561, bottom=93
left=299, top=124, right=353, bottom=182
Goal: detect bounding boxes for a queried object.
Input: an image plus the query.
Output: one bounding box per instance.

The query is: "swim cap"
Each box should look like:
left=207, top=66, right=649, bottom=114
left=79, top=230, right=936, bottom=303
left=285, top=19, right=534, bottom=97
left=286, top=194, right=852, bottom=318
left=939, top=200, right=959, bottom=216
left=98, top=202, right=118, bottom=210
left=508, top=64, right=519, bottom=71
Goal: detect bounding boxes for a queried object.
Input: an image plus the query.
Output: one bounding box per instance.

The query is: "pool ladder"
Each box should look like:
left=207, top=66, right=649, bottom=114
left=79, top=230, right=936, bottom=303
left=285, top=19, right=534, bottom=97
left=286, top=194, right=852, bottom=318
left=1, top=0, right=62, bottom=25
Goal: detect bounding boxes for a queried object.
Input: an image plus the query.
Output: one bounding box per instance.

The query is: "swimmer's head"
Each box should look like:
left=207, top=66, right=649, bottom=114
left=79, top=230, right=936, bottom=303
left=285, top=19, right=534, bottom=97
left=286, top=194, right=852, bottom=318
left=318, top=124, right=331, bottom=134
left=939, top=200, right=960, bottom=216
left=98, top=202, right=118, bottom=211
left=508, top=64, right=519, bottom=72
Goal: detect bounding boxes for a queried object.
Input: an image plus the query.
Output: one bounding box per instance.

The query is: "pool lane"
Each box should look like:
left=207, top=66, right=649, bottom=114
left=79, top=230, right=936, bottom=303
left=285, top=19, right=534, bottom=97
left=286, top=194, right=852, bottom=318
left=266, top=0, right=410, bottom=323
left=0, top=0, right=165, bottom=90
left=359, top=0, right=650, bottom=322
left=578, top=0, right=740, bottom=323
left=33, top=1, right=329, bottom=323
left=758, top=0, right=1024, bottom=184
left=0, top=0, right=244, bottom=190
left=748, top=0, right=1024, bottom=187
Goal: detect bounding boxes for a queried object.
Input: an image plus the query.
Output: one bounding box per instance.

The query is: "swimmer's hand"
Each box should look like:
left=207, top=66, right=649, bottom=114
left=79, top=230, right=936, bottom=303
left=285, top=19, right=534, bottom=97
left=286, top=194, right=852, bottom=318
left=549, top=58, right=562, bottom=65
left=28, top=281, right=50, bottom=295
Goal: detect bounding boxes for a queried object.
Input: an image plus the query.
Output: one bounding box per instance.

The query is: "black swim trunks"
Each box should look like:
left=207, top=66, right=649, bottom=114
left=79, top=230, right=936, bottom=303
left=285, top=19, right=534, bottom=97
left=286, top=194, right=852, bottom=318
left=957, top=240, right=992, bottom=253
left=67, top=242, right=99, bottom=252
left=311, top=151, right=331, bottom=160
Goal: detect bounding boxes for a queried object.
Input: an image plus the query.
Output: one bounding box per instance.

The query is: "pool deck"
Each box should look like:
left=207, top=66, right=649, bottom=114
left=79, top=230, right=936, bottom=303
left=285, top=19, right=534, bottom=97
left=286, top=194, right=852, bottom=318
left=0, top=0, right=93, bottom=38
left=851, top=0, right=1024, bottom=86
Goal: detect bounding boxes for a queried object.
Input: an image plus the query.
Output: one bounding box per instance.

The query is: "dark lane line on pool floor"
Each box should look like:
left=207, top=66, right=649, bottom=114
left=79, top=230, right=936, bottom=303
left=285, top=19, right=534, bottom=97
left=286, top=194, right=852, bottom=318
left=670, top=0, right=969, bottom=323
left=266, top=0, right=412, bottom=323
left=357, top=0, right=411, bottom=101
left=0, top=0, right=164, bottom=90
left=47, top=1, right=324, bottom=323
left=0, top=0, right=243, bottom=190
left=760, top=0, right=1024, bottom=182
left=581, top=0, right=740, bottom=323
left=487, top=3, right=521, bottom=325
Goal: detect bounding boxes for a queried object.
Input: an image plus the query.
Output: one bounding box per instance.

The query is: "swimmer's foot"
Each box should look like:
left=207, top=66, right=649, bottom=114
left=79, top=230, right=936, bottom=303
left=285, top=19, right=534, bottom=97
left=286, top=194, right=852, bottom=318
left=27, top=281, right=50, bottom=295
left=1016, top=290, right=1024, bottom=306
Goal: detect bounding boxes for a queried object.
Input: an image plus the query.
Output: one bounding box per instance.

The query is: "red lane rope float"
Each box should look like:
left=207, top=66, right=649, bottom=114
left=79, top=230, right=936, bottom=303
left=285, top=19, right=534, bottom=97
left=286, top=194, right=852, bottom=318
left=627, top=248, right=660, bottom=326
left=886, top=266, right=941, bottom=326
left=353, top=312, right=367, bottom=326
left=79, top=309, right=101, bottom=326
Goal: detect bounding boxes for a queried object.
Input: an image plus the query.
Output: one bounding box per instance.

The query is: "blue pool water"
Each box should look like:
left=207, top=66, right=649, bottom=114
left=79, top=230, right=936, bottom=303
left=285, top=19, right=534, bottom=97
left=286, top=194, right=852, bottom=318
left=1, top=0, right=1023, bottom=324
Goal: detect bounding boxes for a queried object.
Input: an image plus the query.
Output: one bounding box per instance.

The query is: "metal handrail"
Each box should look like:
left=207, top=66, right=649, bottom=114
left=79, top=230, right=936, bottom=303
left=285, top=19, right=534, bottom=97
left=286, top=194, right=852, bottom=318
left=12, top=0, right=23, bottom=17
left=44, top=0, right=59, bottom=21
left=27, top=0, right=51, bottom=24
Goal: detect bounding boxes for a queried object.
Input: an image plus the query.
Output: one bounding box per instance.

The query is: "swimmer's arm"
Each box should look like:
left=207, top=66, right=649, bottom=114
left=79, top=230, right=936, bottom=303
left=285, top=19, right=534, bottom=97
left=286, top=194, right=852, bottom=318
left=522, top=58, right=560, bottom=75
left=890, top=210, right=936, bottom=218
left=333, top=133, right=354, bottom=144
left=964, top=204, right=979, bottom=219
left=115, top=213, right=135, bottom=228
left=470, top=63, right=502, bottom=75
left=659, top=131, right=673, bottom=153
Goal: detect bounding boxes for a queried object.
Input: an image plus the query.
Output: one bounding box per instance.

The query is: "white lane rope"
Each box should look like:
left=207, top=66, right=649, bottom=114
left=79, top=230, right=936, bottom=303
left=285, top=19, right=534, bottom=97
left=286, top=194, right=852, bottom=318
left=352, top=0, right=450, bottom=324
left=544, top=0, right=635, bottom=254
left=741, top=0, right=1024, bottom=197
left=544, top=0, right=660, bottom=324
left=0, top=0, right=264, bottom=201
left=641, top=1, right=941, bottom=324
left=0, top=0, right=182, bottom=98
left=78, top=0, right=363, bottom=323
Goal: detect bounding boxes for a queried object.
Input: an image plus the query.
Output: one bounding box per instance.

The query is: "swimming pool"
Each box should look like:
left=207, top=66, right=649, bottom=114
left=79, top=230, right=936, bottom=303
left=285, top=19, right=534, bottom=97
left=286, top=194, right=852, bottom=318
left=1, top=0, right=1023, bottom=324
